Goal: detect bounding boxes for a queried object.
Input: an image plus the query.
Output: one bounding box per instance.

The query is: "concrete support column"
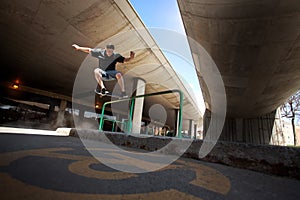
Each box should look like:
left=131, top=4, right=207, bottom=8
left=79, top=109, right=85, bottom=120
left=175, top=109, right=180, bottom=137
left=47, top=103, right=55, bottom=118
left=270, top=108, right=285, bottom=146
left=55, top=100, right=67, bottom=128
left=194, top=124, right=197, bottom=139
left=188, top=119, right=195, bottom=139
left=132, top=78, right=146, bottom=134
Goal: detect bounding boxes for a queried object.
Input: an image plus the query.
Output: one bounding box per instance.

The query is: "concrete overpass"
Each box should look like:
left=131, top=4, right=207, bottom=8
left=2, top=0, right=299, bottom=144
left=0, top=0, right=202, bottom=135
left=178, top=0, right=300, bottom=144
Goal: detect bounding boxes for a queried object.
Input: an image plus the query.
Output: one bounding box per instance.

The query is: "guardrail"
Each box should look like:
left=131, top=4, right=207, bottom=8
left=99, top=89, right=183, bottom=137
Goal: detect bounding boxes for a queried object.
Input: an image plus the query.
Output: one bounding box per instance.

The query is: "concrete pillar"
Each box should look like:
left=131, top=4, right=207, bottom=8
left=270, top=108, right=285, bottom=146
left=79, top=109, right=85, bottom=120
left=194, top=124, right=197, bottom=139
left=47, top=103, right=55, bottom=118
left=55, top=100, right=67, bottom=128
left=175, top=109, right=180, bottom=137
left=189, top=119, right=195, bottom=139
left=132, top=78, right=146, bottom=134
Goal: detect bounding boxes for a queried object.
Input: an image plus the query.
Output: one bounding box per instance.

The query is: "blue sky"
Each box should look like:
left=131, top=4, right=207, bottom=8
left=129, top=0, right=205, bottom=113
left=129, top=0, right=185, bottom=33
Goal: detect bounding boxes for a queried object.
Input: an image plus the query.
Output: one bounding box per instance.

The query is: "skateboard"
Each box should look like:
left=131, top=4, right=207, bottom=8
left=96, top=91, right=126, bottom=99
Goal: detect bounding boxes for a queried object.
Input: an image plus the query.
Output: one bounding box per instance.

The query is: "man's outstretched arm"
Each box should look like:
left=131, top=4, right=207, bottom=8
left=124, top=51, right=135, bottom=62
left=72, top=44, right=92, bottom=54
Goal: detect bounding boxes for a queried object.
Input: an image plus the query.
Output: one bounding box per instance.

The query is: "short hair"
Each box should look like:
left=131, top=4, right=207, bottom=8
left=106, top=44, right=115, bottom=50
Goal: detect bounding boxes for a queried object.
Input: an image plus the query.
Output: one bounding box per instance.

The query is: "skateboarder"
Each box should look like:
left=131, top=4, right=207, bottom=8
left=72, top=43, right=135, bottom=97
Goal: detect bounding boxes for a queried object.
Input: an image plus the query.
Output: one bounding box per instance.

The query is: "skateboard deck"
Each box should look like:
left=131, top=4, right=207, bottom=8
left=97, top=92, right=124, bottom=99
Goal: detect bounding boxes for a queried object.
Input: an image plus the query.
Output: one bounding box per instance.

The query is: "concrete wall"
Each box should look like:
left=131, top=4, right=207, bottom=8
left=203, top=108, right=286, bottom=145
left=281, top=121, right=300, bottom=146
left=71, top=129, right=300, bottom=179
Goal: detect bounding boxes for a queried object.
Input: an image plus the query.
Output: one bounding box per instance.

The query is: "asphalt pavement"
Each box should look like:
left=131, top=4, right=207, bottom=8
left=0, top=129, right=299, bottom=200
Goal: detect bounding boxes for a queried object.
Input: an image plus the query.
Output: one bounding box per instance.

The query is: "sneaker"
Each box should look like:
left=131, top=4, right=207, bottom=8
left=121, top=91, right=128, bottom=98
left=101, top=88, right=109, bottom=95
left=94, top=87, right=101, bottom=95
left=95, top=87, right=109, bottom=95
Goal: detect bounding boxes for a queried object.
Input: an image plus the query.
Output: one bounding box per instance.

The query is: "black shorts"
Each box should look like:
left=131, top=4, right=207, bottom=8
left=101, top=70, right=121, bottom=81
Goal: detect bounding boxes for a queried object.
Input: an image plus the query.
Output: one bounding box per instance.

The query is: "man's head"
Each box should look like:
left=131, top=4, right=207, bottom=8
left=106, top=44, right=115, bottom=56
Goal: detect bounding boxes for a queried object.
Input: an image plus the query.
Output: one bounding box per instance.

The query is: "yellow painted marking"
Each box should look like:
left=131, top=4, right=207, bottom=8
left=0, top=148, right=82, bottom=166
left=69, top=158, right=137, bottom=180
left=177, top=160, right=231, bottom=195
left=0, top=148, right=231, bottom=199
left=0, top=173, right=202, bottom=200
left=99, top=152, right=170, bottom=171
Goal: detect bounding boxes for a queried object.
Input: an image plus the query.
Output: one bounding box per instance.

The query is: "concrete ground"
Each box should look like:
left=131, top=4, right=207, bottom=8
left=0, top=128, right=299, bottom=200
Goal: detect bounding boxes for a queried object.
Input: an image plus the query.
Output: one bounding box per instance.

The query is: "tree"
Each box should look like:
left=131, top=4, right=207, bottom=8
left=280, top=90, right=300, bottom=146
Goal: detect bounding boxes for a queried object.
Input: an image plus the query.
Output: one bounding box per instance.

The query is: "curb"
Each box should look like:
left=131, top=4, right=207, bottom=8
left=70, top=128, right=300, bottom=179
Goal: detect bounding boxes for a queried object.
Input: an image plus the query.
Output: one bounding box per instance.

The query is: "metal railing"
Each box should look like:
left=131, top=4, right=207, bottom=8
left=99, top=89, right=183, bottom=137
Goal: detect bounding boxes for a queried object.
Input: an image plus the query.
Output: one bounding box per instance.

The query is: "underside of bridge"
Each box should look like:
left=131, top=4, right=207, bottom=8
left=178, top=0, right=300, bottom=144
left=1, top=0, right=299, bottom=144
left=0, top=0, right=202, bottom=135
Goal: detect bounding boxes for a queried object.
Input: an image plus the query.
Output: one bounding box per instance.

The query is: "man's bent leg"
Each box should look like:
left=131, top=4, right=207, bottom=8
left=94, top=68, right=109, bottom=95
left=116, top=73, right=125, bottom=92
left=116, top=73, right=128, bottom=98
left=94, top=68, right=105, bottom=89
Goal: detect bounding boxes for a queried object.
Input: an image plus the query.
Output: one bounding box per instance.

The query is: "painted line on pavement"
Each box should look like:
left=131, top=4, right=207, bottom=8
left=0, top=127, right=71, bottom=136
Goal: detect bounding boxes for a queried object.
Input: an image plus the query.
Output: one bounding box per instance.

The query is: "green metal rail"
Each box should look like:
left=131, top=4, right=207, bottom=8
left=99, top=89, right=183, bottom=138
